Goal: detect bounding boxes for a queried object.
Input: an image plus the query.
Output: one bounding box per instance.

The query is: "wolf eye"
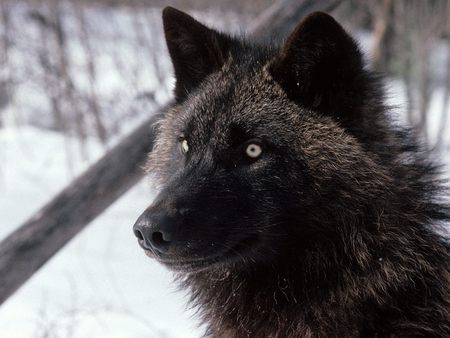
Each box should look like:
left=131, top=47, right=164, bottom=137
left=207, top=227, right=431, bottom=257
left=245, top=143, right=262, bottom=159
left=181, top=139, right=189, bottom=153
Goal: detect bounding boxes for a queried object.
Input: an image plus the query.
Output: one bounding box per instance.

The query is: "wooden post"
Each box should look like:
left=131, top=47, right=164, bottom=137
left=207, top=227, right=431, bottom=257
left=0, top=0, right=342, bottom=306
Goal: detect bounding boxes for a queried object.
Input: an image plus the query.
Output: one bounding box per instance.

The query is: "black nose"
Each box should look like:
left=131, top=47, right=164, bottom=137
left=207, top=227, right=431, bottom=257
left=133, top=212, right=179, bottom=253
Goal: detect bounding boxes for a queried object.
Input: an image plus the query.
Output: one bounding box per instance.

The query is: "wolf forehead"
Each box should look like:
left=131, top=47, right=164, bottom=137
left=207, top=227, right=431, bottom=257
left=153, top=51, right=360, bottom=165
left=162, top=59, right=311, bottom=148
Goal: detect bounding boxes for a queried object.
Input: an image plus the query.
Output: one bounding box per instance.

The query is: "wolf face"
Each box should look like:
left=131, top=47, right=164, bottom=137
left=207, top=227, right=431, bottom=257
left=133, top=8, right=391, bottom=273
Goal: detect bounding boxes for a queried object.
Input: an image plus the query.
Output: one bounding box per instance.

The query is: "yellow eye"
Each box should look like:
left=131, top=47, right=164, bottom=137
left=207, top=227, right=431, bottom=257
left=181, top=139, right=189, bottom=153
left=245, top=143, right=262, bottom=158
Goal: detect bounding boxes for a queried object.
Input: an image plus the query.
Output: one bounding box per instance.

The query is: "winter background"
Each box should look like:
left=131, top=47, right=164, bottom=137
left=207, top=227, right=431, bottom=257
left=0, top=1, right=449, bottom=337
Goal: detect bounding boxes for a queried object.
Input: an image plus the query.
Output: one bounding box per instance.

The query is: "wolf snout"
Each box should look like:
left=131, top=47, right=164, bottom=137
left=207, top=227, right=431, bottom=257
left=133, top=211, right=180, bottom=254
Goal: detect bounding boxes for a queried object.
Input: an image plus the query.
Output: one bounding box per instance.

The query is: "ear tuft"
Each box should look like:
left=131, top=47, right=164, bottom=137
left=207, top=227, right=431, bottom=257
left=162, top=7, right=233, bottom=102
left=270, top=12, right=364, bottom=119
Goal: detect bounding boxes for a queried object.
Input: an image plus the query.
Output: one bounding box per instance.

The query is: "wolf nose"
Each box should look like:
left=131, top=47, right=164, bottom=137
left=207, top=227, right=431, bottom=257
left=133, top=212, right=179, bottom=254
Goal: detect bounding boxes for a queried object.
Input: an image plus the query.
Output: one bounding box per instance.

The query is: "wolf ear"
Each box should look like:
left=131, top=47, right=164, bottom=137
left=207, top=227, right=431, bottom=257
left=162, top=7, right=232, bottom=102
left=270, top=12, right=364, bottom=119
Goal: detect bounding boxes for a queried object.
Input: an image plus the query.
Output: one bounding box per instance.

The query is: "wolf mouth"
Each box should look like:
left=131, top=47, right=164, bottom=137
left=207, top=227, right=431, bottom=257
left=146, top=236, right=259, bottom=273
left=157, top=255, right=222, bottom=273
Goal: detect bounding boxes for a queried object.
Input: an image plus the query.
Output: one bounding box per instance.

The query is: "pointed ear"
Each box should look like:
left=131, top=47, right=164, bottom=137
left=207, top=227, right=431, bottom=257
left=269, top=12, right=365, bottom=119
left=162, top=7, right=233, bottom=102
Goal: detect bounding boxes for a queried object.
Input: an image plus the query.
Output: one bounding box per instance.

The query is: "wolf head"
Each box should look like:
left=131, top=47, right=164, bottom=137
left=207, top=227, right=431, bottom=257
left=133, top=8, right=397, bottom=273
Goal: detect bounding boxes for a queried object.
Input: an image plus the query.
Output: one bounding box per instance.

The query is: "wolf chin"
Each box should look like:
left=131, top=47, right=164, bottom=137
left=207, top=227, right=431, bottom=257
left=133, top=7, right=450, bottom=337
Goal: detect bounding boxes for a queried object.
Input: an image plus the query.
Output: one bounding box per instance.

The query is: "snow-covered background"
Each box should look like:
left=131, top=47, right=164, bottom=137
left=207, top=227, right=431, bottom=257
left=0, top=1, right=449, bottom=338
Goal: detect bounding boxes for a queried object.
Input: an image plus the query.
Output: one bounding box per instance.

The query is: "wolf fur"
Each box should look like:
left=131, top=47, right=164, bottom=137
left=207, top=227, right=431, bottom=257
left=137, top=7, right=450, bottom=337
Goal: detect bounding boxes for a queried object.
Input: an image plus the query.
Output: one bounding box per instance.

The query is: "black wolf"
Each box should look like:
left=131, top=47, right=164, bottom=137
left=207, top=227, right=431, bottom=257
left=133, top=7, right=450, bottom=337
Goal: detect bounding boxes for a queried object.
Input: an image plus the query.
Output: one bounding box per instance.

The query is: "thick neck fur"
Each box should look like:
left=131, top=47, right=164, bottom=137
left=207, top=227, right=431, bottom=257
left=182, top=213, right=450, bottom=336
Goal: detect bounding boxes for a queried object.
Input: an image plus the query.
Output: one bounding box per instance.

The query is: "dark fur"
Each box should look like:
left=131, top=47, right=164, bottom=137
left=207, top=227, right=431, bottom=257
left=137, top=7, right=450, bottom=337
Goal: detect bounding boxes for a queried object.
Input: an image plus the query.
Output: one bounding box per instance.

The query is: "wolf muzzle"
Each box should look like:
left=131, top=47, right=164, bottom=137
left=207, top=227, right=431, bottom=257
left=133, top=208, right=182, bottom=254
